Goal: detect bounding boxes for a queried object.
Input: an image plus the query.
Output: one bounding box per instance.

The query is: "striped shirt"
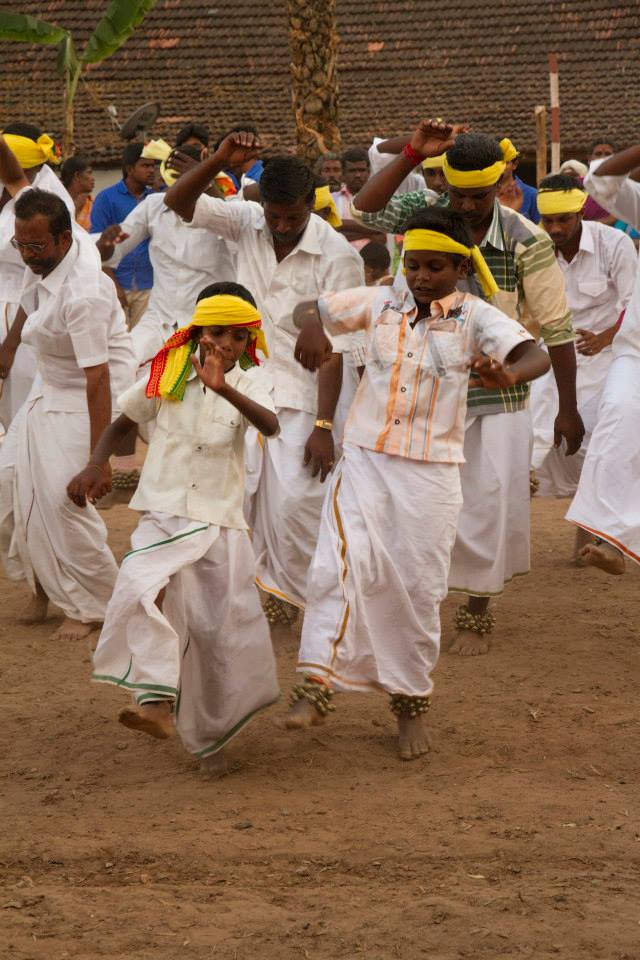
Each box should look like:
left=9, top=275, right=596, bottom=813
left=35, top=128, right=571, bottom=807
left=352, top=195, right=574, bottom=415
left=318, top=287, right=533, bottom=463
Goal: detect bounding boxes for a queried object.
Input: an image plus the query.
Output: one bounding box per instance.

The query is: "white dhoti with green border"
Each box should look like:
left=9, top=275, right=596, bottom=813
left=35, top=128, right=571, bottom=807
left=93, top=511, right=279, bottom=757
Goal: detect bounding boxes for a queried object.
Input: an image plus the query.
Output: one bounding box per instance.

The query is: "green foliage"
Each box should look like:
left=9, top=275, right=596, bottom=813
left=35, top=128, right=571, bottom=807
left=82, top=0, right=159, bottom=63
left=0, top=11, right=67, bottom=45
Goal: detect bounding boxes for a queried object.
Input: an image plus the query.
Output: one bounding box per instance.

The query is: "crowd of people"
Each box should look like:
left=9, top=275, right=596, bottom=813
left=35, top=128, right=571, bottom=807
left=0, top=114, right=637, bottom=772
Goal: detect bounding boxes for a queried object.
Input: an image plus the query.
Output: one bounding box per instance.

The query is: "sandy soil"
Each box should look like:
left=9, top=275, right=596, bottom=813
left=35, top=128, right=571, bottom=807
left=1, top=498, right=639, bottom=960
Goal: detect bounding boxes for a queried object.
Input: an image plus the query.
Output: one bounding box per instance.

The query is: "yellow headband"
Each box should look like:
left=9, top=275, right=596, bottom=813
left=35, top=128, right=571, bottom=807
left=499, top=138, right=519, bottom=163
left=142, top=138, right=176, bottom=186
left=537, top=188, right=587, bottom=216
left=314, top=185, right=342, bottom=228
left=402, top=228, right=498, bottom=299
left=442, top=154, right=506, bottom=189
left=2, top=133, right=60, bottom=168
left=422, top=155, right=445, bottom=170
left=190, top=294, right=268, bottom=357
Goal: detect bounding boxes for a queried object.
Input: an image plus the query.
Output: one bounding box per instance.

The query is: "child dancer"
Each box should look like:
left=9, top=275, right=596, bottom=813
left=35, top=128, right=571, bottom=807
left=286, top=209, right=550, bottom=760
left=68, top=283, right=279, bottom=773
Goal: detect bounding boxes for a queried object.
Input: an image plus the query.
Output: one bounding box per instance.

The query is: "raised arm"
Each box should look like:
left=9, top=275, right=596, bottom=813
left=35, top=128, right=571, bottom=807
left=0, top=134, right=30, bottom=196
left=165, top=132, right=261, bottom=221
left=591, top=145, right=640, bottom=178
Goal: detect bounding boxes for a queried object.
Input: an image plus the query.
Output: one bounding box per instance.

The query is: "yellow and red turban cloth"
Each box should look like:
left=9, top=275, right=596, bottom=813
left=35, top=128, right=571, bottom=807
left=442, top=137, right=520, bottom=189
left=146, top=294, right=268, bottom=401
left=402, top=228, right=499, bottom=299
left=2, top=132, right=61, bottom=168
left=314, top=185, right=342, bottom=227
left=537, top=188, right=587, bottom=216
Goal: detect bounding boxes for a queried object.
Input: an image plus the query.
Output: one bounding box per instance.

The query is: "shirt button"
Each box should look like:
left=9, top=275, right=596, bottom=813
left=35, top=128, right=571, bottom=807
left=190, top=482, right=197, bottom=489
left=407, top=352, right=413, bottom=358
left=394, top=419, right=400, bottom=425
left=195, top=444, right=203, bottom=452
left=400, top=386, right=407, bottom=393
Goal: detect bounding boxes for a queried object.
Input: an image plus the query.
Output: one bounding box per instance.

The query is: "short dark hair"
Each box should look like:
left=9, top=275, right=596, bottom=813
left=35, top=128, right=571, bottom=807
left=540, top=173, right=586, bottom=193
left=14, top=188, right=71, bottom=237
left=446, top=133, right=503, bottom=171
left=122, top=141, right=144, bottom=176
left=60, top=155, right=90, bottom=188
left=315, top=152, right=341, bottom=174
left=3, top=121, right=42, bottom=141
left=402, top=208, right=473, bottom=262
left=175, top=122, right=209, bottom=148
left=589, top=138, right=616, bottom=153
left=341, top=147, right=369, bottom=167
left=196, top=281, right=257, bottom=308
left=259, top=156, right=315, bottom=205
left=360, top=240, right=391, bottom=272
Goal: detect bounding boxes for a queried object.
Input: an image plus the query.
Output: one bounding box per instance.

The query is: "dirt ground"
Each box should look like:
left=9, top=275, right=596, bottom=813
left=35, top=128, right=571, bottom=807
left=1, top=497, right=639, bottom=960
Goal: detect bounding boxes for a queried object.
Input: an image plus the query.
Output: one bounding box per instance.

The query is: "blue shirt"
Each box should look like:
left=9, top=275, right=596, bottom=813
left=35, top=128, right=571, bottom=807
left=90, top=180, right=154, bottom=291
left=515, top=176, right=540, bottom=224
left=225, top=159, right=264, bottom=191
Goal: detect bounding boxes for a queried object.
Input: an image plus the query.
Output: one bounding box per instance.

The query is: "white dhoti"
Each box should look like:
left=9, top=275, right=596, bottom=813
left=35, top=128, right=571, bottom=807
left=448, top=409, right=532, bottom=596
left=298, top=444, right=462, bottom=697
left=531, top=348, right=612, bottom=497
left=12, top=395, right=118, bottom=621
left=566, top=355, right=640, bottom=564
left=93, top=512, right=279, bottom=756
left=0, top=301, right=37, bottom=431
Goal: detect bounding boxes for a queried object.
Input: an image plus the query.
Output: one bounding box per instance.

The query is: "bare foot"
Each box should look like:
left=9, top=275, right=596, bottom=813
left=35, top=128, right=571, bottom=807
left=19, top=592, right=49, bottom=624
left=572, top=527, right=594, bottom=566
left=199, top=750, right=228, bottom=779
left=118, top=701, right=174, bottom=739
left=285, top=699, right=326, bottom=730
left=580, top=541, right=625, bottom=576
left=448, top=630, right=491, bottom=657
left=50, top=618, right=98, bottom=641
left=397, top=714, right=430, bottom=761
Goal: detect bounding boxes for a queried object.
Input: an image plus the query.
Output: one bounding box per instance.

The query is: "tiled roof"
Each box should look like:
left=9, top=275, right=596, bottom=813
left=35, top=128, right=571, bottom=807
left=1, top=0, right=638, bottom=164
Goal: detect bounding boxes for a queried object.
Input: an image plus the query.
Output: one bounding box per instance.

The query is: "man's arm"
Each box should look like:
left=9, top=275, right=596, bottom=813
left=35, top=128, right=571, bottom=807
left=0, top=307, right=28, bottom=379
left=304, top=352, right=343, bottom=482
left=165, top=131, right=261, bottom=222
left=85, top=363, right=113, bottom=453
left=67, top=412, right=136, bottom=507
left=0, top=134, right=29, bottom=195
left=591, top=146, right=640, bottom=178
left=95, top=201, right=152, bottom=265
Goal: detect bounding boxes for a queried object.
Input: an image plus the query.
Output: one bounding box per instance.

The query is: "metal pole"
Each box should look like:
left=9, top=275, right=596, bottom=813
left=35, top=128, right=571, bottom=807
left=549, top=53, right=560, bottom=172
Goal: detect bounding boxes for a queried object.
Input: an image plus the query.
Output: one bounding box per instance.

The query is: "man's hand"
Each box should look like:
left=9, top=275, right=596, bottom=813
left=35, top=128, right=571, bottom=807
left=576, top=326, right=615, bottom=356
left=554, top=408, right=585, bottom=456
left=67, top=463, right=112, bottom=507
left=167, top=149, right=200, bottom=179
left=468, top=354, right=517, bottom=389
left=294, top=323, right=334, bottom=372
left=191, top=341, right=226, bottom=392
left=0, top=341, right=17, bottom=380
left=303, top=427, right=336, bottom=482
left=409, top=119, right=468, bottom=160
left=97, top=224, right=129, bottom=262
left=215, top=131, right=262, bottom=169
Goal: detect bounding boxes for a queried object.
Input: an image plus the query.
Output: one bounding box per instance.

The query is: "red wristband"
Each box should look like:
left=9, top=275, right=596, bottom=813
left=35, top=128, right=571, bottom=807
left=402, top=143, right=422, bottom=168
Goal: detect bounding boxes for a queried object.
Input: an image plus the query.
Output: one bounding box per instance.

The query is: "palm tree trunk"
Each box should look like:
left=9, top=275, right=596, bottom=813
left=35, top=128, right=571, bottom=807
left=287, top=0, right=341, bottom=166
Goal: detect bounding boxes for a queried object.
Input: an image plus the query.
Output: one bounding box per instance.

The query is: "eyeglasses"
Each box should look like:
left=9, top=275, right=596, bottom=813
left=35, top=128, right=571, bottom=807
left=10, top=236, right=49, bottom=253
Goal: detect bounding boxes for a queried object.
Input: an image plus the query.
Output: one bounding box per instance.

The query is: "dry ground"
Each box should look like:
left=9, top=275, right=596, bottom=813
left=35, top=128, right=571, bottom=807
left=1, top=498, right=639, bottom=959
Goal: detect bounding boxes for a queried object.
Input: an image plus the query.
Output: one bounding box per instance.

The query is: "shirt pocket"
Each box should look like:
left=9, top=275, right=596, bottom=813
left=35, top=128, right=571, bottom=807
left=371, top=320, right=402, bottom=366
left=427, top=329, right=466, bottom=376
left=576, top=278, right=609, bottom=307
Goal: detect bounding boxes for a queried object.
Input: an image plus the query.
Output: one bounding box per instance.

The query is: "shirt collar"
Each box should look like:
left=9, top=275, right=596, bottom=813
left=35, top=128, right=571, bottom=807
left=578, top=220, right=595, bottom=254
left=480, top=200, right=504, bottom=252
left=117, top=179, right=152, bottom=200
left=260, top=210, right=324, bottom=256
left=429, top=291, right=469, bottom=318
left=27, top=237, right=78, bottom=297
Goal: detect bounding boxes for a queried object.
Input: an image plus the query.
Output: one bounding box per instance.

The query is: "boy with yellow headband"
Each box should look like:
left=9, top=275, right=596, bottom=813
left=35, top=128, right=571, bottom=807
left=286, top=208, right=549, bottom=761
left=67, top=283, right=280, bottom=773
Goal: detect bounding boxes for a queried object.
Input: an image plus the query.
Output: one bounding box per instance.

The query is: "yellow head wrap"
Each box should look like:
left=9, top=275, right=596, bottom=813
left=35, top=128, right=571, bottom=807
left=537, top=188, right=587, bottom=216
left=422, top=155, right=445, bottom=170
left=499, top=138, right=519, bottom=163
left=402, top=228, right=499, bottom=299
left=2, top=133, right=60, bottom=168
left=146, top=294, right=268, bottom=401
left=142, top=138, right=176, bottom=186
left=314, top=185, right=342, bottom=228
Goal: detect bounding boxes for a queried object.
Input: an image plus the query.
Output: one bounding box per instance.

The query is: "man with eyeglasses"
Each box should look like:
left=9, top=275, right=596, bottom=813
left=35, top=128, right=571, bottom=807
left=0, top=133, right=135, bottom=640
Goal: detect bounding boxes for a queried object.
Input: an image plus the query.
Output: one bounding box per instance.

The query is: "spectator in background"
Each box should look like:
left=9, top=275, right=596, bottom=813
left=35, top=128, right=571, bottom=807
left=332, top=148, right=386, bottom=249
left=60, top=155, right=95, bottom=230
left=314, top=152, right=342, bottom=192
left=559, top=159, right=588, bottom=181
left=90, top=142, right=155, bottom=330
left=175, top=122, right=210, bottom=159
left=360, top=240, right=392, bottom=285
left=583, top=140, right=617, bottom=225
left=421, top=155, right=447, bottom=196
left=216, top=124, right=264, bottom=190
left=496, top=137, right=540, bottom=223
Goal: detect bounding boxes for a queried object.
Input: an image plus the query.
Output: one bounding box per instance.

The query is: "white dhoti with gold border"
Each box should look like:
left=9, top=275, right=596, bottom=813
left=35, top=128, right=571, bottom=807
left=93, top=512, right=279, bottom=757
left=448, top=409, right=532, bottom=597
left=297, top=443, right=462, bottom=697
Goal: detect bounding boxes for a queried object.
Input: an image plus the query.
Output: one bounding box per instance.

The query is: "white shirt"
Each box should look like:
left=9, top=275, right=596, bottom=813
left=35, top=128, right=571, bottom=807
left=583, top=165, right=640, bottom=361
left=20, top=234, right=136, bottom=413
left=0, top=165, right=76, bottom=303
left=98, top=193, right=236, bottom=332
left=368, top=139, right=429, bottom=196
left=189, top=195, right=365, bottom=414
left=118, top=365, right=277, bottom=529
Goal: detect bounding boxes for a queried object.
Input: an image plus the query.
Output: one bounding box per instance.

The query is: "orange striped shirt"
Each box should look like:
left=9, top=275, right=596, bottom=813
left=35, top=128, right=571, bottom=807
left=318, top=288, right=533, bottom=463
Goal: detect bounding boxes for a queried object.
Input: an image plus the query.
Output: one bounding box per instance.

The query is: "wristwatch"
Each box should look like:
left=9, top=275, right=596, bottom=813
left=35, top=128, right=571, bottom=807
left=314, top=419, right=333, bottom=431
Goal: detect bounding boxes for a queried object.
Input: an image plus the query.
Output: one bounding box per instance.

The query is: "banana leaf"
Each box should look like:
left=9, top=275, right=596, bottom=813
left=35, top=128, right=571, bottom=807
left=0, top=11, right=67, bottom=45
left=81, top=0, right=158, bottom=64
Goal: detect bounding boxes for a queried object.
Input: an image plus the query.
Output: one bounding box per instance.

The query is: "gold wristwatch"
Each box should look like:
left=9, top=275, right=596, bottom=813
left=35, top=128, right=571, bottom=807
left=314, top=419, right=333, bottom=431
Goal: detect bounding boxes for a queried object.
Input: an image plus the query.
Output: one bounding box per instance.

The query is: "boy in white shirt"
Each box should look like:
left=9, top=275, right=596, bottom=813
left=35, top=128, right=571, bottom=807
left=68, top=283, right=279, bottom=774
left=286, top=209, right=550, bottom=760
